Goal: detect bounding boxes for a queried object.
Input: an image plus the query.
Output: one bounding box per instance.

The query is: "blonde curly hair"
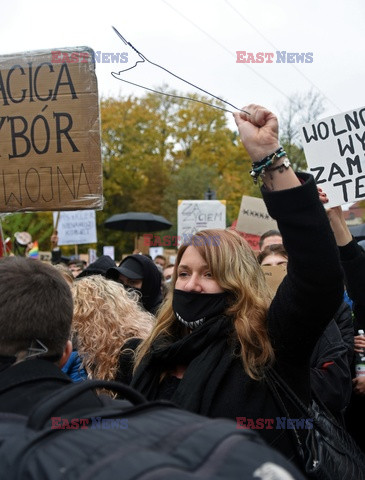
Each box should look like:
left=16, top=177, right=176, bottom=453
left=72, top=275, right=154, bottom=382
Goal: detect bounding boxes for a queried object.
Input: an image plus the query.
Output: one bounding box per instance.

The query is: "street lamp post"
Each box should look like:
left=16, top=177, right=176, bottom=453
left=204, top=187, right=216, bottom=200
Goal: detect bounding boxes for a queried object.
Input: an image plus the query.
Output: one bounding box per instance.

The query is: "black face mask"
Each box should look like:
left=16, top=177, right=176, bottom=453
left=172, top=289, right=229, bottom=329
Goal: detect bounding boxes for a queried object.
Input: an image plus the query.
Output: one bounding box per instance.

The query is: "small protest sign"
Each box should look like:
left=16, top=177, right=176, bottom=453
left=103, top=246, right=115, bottom=260
left=0, top=47, right=103, bottom=212
left=177, top=200, right=226, bottom=244
left=53, top=210, right=97, bottom=246
left=300, top=107, right=365, bottom=207
left=88, top=248, right=97, bottom=264
left=236, top=196, right=277, bottom=236
left=150, top=246, right=164, bottom=259
left=261, top=263, right=287, bottom=293
left=39, top=251, right=52, bottom=262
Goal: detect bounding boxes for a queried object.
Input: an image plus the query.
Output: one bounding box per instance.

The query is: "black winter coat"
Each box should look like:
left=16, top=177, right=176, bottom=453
left=120, top=174, right=344, bottom=467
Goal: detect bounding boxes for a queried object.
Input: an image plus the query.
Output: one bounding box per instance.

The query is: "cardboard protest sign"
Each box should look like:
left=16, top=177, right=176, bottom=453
left=261, top=263, right=287, bottom=294
left=0, top=47, right=103, bottom=212
left=177, top=200, right=226, bottom=245
left=300, top=107, right=365, bottom=207
left=236, top=196, right=277, bottom=236
left=53, top=210, right=97, bottom=245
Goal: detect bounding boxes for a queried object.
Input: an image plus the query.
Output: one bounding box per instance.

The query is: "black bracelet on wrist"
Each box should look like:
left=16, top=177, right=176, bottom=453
left=266, top=157, right=291, bottom=173
left=252, top=147, right=285, bottom=168
left=250, top=147, right=287, bottom=183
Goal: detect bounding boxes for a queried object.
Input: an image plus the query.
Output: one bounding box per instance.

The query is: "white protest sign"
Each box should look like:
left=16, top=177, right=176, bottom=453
left=177, top=200, right=226, bottom=244
left=53, top=210, right=97, bottom=245
left=150, top=246, right=164, bottom=259
left=236, top=196, right=277, bottom=236
left=88, top=248, right=97, bottom=264
left=103, top=246, right=115, bottom=260
left=300, top=107, right=365, bottom=207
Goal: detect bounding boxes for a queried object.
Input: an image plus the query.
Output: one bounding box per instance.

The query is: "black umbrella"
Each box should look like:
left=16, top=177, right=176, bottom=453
left=104, top=212, right=172, bottom=249
left=105, top=212, right=172, bottom=232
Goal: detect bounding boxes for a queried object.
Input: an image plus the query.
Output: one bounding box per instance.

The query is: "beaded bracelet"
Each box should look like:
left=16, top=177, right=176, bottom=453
left=252, top=147, right=286, bottom=169
left=266, top=157, right=291, bottom=173
left=250, top=147, right=287, bottom=183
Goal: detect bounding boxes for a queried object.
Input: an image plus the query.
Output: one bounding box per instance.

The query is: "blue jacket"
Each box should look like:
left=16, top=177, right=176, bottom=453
left=61, top=351, right=87, bottom=383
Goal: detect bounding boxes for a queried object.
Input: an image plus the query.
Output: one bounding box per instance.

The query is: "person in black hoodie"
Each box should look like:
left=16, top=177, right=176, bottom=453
left=106, top=254, right=163, bottom=315
left=76, top=255, right=116, bottom=278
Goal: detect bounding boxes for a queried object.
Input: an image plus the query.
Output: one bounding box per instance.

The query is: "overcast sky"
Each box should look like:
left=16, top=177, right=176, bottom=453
left=1, top=0, right=364, bottom=125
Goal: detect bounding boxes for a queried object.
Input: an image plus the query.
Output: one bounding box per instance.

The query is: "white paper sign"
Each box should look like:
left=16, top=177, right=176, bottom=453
left=88, top=248, right=97, bottom=264
left=53, top=210, right=97, bottom=246
left=236, top=196, right=277, bottom=236
left=103, top=246, right=115, bottom=260
left=300, top=107, right=365, bottom=207
left=177, top=200, right=226, bottom=244
left=150, top=247, right=164, bottom=259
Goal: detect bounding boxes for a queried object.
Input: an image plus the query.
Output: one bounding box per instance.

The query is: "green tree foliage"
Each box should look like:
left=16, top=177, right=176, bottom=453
left=99, top=91, right=253, bottom=257
left=1, top=90, right=259, bottom=258
left=1, top=212, right=53, bottom=252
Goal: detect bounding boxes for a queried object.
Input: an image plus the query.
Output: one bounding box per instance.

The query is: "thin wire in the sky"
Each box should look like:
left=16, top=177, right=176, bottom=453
left=224, top=0, right=342, bottom=112
left=161, top=0, right=291, bottom=101
left=111, top=27, right=250, bottom=115
left=110, top=75, right=238, bottom=114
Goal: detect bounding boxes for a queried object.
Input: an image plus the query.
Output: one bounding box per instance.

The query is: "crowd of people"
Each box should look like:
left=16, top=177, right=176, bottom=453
left=1, top=104, right=364, bottom=478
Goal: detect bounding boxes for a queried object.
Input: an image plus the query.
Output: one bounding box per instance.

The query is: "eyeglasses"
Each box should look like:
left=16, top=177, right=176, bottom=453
left=25, top=339, right=48, bottom=360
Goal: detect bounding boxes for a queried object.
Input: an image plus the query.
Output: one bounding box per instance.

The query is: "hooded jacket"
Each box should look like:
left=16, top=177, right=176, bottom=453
left=107, top=254, right=163, bottom=315
left=77, top=255, right=116, bottom=278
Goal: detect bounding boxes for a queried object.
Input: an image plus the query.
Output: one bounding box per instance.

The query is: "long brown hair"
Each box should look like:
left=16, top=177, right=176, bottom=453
left=134, top=229, right=275, bottom=380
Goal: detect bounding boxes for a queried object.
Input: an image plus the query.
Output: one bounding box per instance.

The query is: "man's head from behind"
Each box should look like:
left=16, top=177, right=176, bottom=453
left=0, top=257, right=73, bottom=363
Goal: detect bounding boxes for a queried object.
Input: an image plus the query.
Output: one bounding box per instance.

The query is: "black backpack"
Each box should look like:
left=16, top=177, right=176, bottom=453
left=0, top=380, right=305, bottom=479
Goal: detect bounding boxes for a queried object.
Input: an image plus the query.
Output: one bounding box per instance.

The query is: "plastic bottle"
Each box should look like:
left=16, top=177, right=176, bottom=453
left=355, top=329, right=365, bottom=377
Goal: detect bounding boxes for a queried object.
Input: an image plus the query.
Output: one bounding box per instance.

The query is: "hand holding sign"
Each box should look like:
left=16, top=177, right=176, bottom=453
left=327, top=206, right=353, bottom=247
left=300, top=107, right=365, bottom=207
left=317, top=186, right=352, bottom=246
